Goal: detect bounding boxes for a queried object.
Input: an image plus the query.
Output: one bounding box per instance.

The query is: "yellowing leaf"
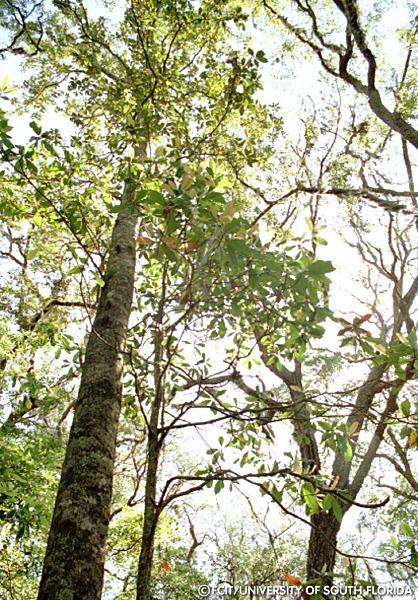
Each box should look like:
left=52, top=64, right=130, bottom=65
left=348, top=421, right=359, bottom=437
left=338, top=318, right=351, bottom=326
left=33, top=213, right=42, bottom=227
left=162, top=181, right=176, bottom=193
left=210, top=206, right=220, bottom=220
left=157, top=560, right=171, bottom=576
left=179, top=288, right=191, bottom=305
left=327, top=475, right=340, bottom=490
left=136, top=235, right=152, bottom=246
left=248, top=222, right=259, bottom=235
left=1, top=75, right=9, bottom=91
left=125, top=145, right=135, bottom=158
left=338, top=326, right=351, bottom=336
left=204, top=175, right=216, bottom=188
left=162, top=561, right=171, bottom=572
left=408, top=429, right=417, bottom=447
left=396, top=333, right=410, bottom=345
left=26, top=248, right=38, bottom=260
left=222, top=200, right=236, bottom=220
left=358, top=313, right=372, bottom=324
left=295, top=308, right=304, bottom=320
left=182, top=240, right=199, bottom=250
left=162, top=236, right=178, bottom=250
left=180, top=173, right=194, bottom=191
left=305, top=216, right=314, bottom=231
left=154, top=145, right=166, bottom=158
left=292, top=460, right=302, bottom=474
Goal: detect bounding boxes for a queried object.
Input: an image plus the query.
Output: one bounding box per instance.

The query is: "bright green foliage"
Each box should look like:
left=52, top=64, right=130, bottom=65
left=0, top=1, right=44, bottom=57
left=0, top=429, right=62, bottom=598
left=105, top=509, right=209, bottom=599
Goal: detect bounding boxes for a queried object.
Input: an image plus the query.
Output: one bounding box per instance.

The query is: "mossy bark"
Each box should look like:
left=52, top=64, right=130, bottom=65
left=37, top=182, right=138, bottom=600
left=135, top=432, right=161, bottom=600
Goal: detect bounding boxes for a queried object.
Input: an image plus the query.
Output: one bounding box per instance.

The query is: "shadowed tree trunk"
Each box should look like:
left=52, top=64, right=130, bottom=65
left=306, top=511, right=341, bottom=584
left=37, top=177, right=139, bottom=600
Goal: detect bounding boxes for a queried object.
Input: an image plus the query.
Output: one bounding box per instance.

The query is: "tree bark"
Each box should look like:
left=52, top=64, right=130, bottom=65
left=307, top=511, right=341, bottom=585
left=136, top=431, right=161, bottom=600
left=136, top=268, right=166, bottom=600
left=37, top=179, right=138, bottom=600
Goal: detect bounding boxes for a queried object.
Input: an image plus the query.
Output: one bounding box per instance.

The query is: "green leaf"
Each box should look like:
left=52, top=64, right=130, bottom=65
left=255, top=50, right=268, bottom=63
left=322, top=493, right=333, bottom=511
left=33, top=213, right=42, bottom=227
left=401, top=522, right=413, bottom=537
left=94, top=273, right=105, bottom=288
left=401, top=400, right=411, bottom=418
left=29, top=121, right=42, bottom=135
left=214, top=480, right=224, bottom=494
left=341, top=438, right=353, bottom=461
left=307, top=260, right=334, bottom=275
left=147, top=190, right=165, bottom=204
left=301, top=483, right=320, bottom=514
left=218, top=320, right=227, bottom=338
left=205, top=191, right=224, bottom=203
left=330, top=496, right=342, bottom=522
left=67, top=265, right=84, bottom=276
left=270, top=485, right=283, bottom=503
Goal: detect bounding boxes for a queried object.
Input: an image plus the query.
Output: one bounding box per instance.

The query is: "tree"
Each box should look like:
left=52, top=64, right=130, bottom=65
left=0, top=0, right=417, bottom=597
left=199, top=117, right=418, bottom=587
left=247, top=1, right=418, bottom=584
left=262, top=0, right=418, bottom=149
left=0, top=0, right=44, bottom=56
left=2, top=0, right=274, bottom=598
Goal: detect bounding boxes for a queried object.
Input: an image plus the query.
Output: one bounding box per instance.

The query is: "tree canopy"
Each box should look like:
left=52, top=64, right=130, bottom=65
left=0, top=1, right=417, bottom=599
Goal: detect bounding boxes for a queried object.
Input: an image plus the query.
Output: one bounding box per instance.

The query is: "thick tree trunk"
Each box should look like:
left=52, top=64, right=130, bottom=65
left=37, top=180, right=138, bottom=600
left=306, top=511, right=341, bottom=586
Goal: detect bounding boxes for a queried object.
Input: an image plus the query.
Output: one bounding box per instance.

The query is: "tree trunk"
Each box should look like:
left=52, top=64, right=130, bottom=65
left=136, top=270, right=166, bottom=600
left=136, top=432, right=161, bottom=600
left=37, top=179, right=138, bottom=600
left=306, top=511, right=341, bottom=586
